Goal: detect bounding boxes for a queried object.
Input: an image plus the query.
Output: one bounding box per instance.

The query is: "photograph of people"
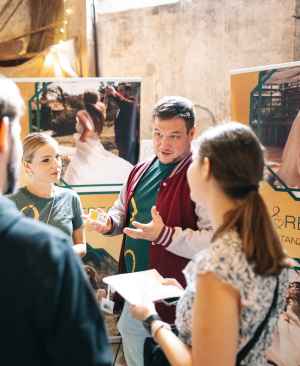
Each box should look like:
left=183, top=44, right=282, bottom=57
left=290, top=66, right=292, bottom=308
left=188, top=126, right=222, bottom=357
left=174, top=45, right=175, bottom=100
left=267, top=270, right=300, bottom=366
left=249, top=66, right=300, bottom=191
left=276, top=111, right=300, bottom=188
left=8, top=132, right=86, bottom=257
left=63, top=90, right=133, bottom=186
left=105, top=83, right=140, bottom=165
left=128, top=123, right=289, bottom=366
left=28, top=80, right=140, bottom=188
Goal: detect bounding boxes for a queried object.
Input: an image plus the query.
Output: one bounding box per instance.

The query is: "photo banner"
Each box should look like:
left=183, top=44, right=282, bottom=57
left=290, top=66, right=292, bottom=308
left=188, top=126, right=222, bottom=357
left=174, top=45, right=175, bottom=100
left=230, top=62, right=300, bottom=365
left=15, top=77, right=141, bottom=266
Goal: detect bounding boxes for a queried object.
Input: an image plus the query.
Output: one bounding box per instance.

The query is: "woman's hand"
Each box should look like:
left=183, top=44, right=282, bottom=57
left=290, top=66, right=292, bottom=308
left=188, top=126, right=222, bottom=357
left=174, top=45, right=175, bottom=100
left=129, top=302, right=157, bottom=321
left=72, top=243, right=87, bottom=257
left=161, top=277, right=184, bottom=290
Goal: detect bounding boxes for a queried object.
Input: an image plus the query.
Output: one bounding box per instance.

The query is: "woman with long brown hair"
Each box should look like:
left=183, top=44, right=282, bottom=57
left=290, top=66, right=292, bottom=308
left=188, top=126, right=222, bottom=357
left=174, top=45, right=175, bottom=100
left=130, top=122, right=289, bottom=366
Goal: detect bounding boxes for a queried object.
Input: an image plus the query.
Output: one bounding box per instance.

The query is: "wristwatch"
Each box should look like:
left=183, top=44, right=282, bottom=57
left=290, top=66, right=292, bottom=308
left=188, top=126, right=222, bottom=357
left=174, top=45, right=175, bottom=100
left=142, top=314, right=161, bottom=334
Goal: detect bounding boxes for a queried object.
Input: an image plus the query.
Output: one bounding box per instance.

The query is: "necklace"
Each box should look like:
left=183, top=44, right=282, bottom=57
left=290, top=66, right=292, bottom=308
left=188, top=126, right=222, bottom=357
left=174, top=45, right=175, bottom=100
left=45, top=194, right=55, bottom=225
left=23, top=186, right=56, bottom=224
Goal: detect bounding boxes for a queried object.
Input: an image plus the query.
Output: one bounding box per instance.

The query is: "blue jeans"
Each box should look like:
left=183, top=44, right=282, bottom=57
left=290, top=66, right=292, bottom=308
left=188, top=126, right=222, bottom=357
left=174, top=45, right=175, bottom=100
left=118, top=302, right=149, bottom=366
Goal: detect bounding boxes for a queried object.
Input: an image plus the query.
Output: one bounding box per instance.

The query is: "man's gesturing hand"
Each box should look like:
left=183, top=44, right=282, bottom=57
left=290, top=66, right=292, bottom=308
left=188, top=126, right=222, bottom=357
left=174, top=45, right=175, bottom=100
left=123, top=206, right=164, bottom=241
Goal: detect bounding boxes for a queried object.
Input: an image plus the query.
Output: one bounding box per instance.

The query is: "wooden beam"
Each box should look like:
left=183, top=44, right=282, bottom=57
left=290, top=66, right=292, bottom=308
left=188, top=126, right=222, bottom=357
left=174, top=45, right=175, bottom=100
left=0, top=21, right=62, bottom=46
left=0, top=0, right=25, bottom=32
left=0, top=51, right=39, bottom=62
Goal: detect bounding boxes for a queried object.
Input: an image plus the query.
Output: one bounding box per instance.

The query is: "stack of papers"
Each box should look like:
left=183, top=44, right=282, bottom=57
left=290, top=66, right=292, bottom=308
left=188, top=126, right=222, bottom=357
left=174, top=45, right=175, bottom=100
left=103, top=269, right=184, bottom=304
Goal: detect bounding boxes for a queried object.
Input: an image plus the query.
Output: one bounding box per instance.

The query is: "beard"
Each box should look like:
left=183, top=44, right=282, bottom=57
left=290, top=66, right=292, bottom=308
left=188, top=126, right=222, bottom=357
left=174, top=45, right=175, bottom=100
left=4, top=129, right=20, bottom=195
left=4, top=161, right=18, bottom=194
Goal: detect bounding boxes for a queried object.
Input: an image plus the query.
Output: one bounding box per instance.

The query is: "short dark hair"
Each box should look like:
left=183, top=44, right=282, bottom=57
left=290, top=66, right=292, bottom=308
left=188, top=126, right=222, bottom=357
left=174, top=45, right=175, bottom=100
left=118, top=83, right=131, bottom=92
left=83, top=91, right=99, bottom=105
left=152, top=96, right=195, bottom=131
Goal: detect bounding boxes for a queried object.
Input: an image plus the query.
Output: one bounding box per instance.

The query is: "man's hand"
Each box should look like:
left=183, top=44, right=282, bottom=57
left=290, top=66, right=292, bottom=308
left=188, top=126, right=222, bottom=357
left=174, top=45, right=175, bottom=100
left=123, top=206, right=164, bottom=241
left=83, top=208, right=112, bottom=234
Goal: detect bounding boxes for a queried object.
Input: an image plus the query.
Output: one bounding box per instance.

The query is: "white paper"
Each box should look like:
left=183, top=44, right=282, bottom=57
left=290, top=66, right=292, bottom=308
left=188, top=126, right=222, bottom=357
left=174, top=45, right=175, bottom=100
left=103, top=269, right=184, bottom=304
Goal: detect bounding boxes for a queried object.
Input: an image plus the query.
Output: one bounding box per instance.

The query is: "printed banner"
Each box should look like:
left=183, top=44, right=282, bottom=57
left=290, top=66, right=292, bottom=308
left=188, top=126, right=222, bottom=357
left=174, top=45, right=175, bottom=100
left=231, top=62, right=300, bottom=365
left=15, top=77, right=141, bottom=262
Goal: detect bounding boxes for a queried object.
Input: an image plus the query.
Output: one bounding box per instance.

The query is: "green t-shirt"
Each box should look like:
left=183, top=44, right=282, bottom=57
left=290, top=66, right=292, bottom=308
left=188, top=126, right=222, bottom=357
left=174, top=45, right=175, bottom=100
left=124, top=159, right=178, bottom=272
left=8, top=186, right=83, bottom=239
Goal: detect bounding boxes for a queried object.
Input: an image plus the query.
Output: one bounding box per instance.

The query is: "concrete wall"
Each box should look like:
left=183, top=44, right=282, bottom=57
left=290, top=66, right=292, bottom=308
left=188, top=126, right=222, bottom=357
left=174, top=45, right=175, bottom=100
left=96, top=0, right=296, bottom=138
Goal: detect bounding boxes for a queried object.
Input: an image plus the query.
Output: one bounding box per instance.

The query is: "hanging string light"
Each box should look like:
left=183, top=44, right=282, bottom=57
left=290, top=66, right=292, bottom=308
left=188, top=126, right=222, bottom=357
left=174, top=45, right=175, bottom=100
left=42, top=0, right=78, bottom=77
left=56, top=0, right=73, bottom=44
left=65, top=8, right=73, bottom=15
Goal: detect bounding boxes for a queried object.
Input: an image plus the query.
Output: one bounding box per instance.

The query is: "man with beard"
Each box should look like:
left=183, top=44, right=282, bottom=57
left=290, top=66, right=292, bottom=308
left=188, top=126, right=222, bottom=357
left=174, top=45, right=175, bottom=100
left=87, top=96, right=212, bottom=366
left=0, top=78, right=112, bottom=366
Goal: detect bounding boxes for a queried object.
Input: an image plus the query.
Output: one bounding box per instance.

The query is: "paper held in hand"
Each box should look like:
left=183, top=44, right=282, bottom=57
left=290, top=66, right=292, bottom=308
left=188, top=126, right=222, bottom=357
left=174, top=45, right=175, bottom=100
left=103, top=269, right=184, bottom=305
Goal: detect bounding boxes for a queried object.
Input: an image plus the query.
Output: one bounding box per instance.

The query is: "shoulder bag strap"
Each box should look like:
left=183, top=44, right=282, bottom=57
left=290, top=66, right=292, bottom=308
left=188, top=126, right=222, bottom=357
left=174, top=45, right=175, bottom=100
left=236, top=277, right=279, bottom=365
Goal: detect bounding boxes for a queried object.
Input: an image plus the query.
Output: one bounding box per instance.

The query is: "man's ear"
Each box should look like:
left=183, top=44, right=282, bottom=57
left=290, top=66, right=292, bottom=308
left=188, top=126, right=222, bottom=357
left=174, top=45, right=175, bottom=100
left=0, top=117, right=9, bottom=153
left=188, top=127, right=196, bottom=140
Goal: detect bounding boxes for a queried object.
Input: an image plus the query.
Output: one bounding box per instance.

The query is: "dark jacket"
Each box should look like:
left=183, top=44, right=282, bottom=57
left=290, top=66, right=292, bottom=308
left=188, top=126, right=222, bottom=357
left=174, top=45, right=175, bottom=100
left=0, top=196, right=112, bottom=366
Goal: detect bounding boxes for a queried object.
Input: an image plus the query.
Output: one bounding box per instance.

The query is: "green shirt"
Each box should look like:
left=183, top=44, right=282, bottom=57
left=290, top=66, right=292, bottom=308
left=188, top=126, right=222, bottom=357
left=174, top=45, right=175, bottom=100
left=124, top=159, right=178, bottom=272
left=8, top=186, right=83, bottom=239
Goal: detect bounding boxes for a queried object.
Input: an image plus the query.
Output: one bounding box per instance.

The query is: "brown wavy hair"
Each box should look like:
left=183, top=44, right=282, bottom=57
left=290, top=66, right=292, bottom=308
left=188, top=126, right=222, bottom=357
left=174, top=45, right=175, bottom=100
left=197, top=122, right=287, bottom=275
left=83, top=91, right=104, bottom=135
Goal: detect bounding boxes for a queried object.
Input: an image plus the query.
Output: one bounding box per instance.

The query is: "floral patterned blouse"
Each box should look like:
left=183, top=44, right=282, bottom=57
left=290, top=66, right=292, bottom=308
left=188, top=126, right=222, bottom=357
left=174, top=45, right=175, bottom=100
left=175, top=230, right=288, bottom=366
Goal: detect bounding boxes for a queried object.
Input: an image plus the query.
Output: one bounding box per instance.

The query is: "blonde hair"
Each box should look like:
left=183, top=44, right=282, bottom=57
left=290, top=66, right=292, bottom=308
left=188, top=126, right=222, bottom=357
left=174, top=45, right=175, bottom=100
left=22, top=132, right=58, bottom=163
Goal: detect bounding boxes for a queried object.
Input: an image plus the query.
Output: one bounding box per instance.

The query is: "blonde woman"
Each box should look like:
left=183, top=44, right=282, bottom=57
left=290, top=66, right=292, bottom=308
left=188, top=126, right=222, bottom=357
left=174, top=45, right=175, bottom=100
left=8, top=132, right=86, bottom=257
left=130, top=123, right=289, bottom=366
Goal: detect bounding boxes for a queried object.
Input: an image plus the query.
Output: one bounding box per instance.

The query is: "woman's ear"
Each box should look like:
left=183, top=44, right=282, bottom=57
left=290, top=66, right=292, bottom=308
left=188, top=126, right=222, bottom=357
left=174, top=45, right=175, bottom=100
left=202, top=157, right=211, bottom=180
left=23, top=160, right=32, bottom=176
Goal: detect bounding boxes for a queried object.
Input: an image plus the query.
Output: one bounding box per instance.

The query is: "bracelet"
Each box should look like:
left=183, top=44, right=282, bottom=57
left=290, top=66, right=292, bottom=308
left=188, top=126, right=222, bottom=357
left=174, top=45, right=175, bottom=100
left=151, top=320, right=171, bottom=340
left=142, top=314, right=161, bottom=334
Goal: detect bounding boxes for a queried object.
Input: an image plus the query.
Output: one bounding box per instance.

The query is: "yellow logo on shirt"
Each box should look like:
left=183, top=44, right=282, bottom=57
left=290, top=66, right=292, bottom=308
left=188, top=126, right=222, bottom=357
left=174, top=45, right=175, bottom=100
left=20, top=205, right=40, bottom=220
left=124, top=249, right=136, bottom=272
left=130, top=197, right=138, bottom=224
